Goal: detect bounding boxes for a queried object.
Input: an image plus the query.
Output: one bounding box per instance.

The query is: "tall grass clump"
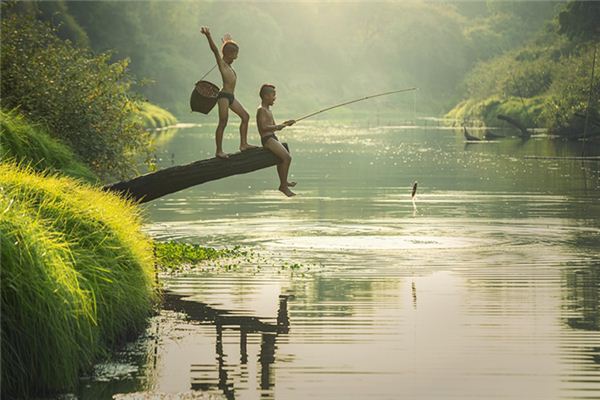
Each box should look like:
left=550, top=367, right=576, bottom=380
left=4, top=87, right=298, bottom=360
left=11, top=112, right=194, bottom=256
left=0, top=195, right=97, bottom=395
left=0, top=163, right=158, bottom=397
left=0, top=109, right=97, bottom=182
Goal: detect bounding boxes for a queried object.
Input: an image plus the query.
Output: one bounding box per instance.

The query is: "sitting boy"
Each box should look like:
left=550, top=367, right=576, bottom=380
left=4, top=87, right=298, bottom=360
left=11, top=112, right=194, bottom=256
left=256, top=84, right=296, bottom=197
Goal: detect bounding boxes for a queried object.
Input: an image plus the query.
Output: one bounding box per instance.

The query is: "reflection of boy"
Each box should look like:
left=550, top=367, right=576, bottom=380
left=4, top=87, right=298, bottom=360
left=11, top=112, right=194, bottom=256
left=256, top=84, right=297, bottom=197
left=200, top=26, right=256, bottom=159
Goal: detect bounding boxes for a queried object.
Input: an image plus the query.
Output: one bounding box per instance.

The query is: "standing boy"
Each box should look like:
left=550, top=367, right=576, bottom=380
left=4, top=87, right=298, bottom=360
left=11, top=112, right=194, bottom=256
left=200, top=26, right=256, bottom=159
left=256, top=84, right=297, bottom=197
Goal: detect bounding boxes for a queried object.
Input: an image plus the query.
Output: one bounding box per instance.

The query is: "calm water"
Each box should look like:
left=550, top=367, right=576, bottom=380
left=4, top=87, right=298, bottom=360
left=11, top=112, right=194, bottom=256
left=83, top=121, right=600, bottom=399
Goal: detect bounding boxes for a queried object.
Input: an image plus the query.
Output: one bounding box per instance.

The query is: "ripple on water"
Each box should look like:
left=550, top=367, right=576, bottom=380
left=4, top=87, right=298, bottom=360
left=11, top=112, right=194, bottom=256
left=268, top=235, right=491, bottom=251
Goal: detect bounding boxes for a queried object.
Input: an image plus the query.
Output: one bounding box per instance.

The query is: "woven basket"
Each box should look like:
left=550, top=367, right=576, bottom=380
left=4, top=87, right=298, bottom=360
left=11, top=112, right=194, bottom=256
left=190, top=80, right=220, bottom=114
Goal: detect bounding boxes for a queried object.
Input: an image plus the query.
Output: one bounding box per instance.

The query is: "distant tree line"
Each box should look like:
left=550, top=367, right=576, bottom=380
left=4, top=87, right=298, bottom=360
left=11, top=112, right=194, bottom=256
left=3, top=1, right=565, bottom=117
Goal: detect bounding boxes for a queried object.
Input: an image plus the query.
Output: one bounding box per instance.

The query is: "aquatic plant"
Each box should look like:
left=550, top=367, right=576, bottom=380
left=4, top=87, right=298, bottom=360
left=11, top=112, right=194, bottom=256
left=154, top=241, right=241, bottom=271
left=0, top=163, right=158, bottom=397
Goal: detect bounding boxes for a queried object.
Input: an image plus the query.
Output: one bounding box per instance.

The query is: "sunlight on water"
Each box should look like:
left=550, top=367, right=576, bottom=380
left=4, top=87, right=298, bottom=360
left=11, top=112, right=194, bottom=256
left=84, top=122, right=600, bottom=400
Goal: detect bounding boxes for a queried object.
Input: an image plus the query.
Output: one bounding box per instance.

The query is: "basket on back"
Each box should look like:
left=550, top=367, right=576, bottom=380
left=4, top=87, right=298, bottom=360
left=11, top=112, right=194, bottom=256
left=190, top=80, right=220, bottom=114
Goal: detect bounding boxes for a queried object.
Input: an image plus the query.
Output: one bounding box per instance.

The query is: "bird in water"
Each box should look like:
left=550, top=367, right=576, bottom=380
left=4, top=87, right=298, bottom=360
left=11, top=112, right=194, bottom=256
left=411, top=181, right=418, bottom=211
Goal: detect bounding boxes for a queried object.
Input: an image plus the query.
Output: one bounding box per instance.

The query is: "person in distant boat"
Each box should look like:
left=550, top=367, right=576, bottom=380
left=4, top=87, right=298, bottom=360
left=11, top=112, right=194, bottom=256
left=256, top=84, right=296, bottom=197
left=200, top=26, right=256, bottom=159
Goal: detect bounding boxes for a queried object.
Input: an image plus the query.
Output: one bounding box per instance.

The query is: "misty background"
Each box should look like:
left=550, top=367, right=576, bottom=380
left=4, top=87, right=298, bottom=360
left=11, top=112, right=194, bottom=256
left=24, top=1, right=563, bottom=118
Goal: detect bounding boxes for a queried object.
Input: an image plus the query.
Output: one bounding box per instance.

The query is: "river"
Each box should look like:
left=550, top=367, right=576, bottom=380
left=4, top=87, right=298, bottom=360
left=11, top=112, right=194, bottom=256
left=80, top=120, right=600, bottom=399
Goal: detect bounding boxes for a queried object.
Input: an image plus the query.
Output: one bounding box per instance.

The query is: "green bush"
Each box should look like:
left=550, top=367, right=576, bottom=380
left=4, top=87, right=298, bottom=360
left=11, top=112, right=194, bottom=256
left=540, top=43, right=600, bottom=136
left=0, top=12, right=150, bottom=179
left=451, top=11, right=599, bottom=138
left=0, top=163, right=158, bottom=397
left=0, top=108, right=97, bottom=182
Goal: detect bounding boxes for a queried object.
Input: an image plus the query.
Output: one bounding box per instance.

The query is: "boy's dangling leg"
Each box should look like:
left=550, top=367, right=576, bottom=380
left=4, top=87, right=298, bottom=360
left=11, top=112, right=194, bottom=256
left=264, top=139, right=295, bottom=197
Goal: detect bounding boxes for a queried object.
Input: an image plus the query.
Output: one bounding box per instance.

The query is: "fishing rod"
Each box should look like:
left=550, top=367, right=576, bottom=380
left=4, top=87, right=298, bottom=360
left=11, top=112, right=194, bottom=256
left=293, top=87, right=418, bottom=123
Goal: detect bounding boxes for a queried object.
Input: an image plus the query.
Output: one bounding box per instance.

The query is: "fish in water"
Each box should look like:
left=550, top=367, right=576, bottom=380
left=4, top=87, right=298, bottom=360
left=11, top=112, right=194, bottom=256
left=411, top=181, right=418, bottom=199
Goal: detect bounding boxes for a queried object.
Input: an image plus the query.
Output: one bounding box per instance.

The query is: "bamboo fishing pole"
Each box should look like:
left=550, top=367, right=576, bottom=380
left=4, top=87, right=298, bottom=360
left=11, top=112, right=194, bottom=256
left=293, top=87, right=418, bottom=123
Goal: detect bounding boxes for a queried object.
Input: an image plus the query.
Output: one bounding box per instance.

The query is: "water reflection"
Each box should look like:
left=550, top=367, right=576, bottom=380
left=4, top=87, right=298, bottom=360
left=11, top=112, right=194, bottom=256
left=162, top=291, right=290, bottom=399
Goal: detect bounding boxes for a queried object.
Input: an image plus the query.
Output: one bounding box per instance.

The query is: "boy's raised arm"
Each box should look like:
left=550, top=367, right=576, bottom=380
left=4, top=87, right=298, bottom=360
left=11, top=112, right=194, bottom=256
left=200, top=26, right=221, bottom=64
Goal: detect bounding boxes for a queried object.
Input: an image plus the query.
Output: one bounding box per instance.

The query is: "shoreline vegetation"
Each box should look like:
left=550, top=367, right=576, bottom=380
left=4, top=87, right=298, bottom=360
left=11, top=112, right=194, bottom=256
left=0, top=108, right=247, bottom=397
left=0, top=162, right=158, bottom=397
left=446, top=3, right=599, bottom=139
left=0, top=11, right=176, bottom=396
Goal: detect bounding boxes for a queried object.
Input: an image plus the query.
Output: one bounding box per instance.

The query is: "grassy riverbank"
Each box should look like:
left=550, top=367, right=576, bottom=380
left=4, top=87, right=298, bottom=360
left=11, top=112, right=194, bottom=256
left=0, top=109, right=97, bottom=182
left=0, top=163, right=158, bottom=397
left=1, top=110, right=159, bottom=397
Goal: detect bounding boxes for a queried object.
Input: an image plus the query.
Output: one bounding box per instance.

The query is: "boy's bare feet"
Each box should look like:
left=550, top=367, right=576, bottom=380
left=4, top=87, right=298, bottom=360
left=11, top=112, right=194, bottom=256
left=216, top=151, right=229, bottom=159
left=279, top=186, right=296, bottom=197
left=286, top=181, right=297, bottom=187
left=239, top=143, right=258, bottom=151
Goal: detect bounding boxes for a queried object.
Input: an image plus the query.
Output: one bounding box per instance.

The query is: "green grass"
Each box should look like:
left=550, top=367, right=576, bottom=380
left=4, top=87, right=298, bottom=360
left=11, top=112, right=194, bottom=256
left=0, top=108, right=97, bottom=182
left=0, top=162, right=158, bottom=397
left=137, top=102, right=178, bottom=130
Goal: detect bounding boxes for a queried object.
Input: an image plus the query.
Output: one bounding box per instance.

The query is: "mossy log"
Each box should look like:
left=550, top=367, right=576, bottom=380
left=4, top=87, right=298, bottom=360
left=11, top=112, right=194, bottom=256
left=103, top=144, right=287, bottom=203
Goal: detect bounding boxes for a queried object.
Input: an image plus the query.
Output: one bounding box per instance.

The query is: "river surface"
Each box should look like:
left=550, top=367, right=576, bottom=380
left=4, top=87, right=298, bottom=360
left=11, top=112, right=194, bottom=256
left=82, top=120, right=600, bottom=399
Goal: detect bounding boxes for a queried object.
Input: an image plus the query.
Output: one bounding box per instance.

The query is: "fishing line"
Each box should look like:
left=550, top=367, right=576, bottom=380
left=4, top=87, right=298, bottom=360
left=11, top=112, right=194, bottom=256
left=293, top=87, right=418, bottom=123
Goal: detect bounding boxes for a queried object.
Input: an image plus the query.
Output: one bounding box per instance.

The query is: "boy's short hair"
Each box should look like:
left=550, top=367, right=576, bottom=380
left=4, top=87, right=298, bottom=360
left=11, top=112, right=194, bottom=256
left=221, top=40, right=239, bottom=54
left=260, top=84, right=276, bottom=99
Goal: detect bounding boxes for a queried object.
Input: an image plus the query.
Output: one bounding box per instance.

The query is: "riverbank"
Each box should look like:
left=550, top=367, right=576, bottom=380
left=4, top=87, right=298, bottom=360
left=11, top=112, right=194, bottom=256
left=0, top=162, right=159, bottom=397
left=0, top=110, right=160, bottom=397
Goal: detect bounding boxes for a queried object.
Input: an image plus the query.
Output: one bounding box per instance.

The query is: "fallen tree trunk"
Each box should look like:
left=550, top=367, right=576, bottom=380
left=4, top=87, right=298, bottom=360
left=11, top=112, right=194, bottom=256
left=103, top=144, right=287, bottom=203
left=497, top=114, right=530, bottom=138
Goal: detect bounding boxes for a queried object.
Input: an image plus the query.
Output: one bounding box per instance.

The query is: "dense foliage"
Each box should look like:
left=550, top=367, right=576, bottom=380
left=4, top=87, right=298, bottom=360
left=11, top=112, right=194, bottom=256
left=0, top=12, right=150, bottom=178
left=0, top=163, right=157, bottom=397
left=447, top=1, right=600, bottom=137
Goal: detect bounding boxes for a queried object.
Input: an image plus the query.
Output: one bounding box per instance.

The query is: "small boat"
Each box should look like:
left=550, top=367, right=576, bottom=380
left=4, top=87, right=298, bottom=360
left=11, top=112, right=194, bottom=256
left=463, top=126, right=481, bottom=141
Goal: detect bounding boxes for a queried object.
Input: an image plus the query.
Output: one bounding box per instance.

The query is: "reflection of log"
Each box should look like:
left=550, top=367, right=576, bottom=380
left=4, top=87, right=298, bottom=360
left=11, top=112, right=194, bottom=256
left=103, top=144, right=288, bottom=203
left=575, top=112, right=600, bottom=128
left=463, top=126, right=481, bottom=141
left=484, top=130, right=504, bottom=140
left=497, top=114, right=530, bottom=138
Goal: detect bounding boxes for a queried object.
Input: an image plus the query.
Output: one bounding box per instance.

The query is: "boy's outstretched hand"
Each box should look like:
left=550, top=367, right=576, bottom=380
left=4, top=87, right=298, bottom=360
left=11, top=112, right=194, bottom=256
left=200, top=26, right=211, bottom=36
left=283, top=120, right=296, bottom=127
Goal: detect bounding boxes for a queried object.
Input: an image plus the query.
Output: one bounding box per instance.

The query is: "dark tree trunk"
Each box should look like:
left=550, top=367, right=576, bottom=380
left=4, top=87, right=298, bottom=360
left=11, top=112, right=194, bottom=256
left=103, top=144, right=287, bottom=203
left=497, top=114, right=530, bottom=138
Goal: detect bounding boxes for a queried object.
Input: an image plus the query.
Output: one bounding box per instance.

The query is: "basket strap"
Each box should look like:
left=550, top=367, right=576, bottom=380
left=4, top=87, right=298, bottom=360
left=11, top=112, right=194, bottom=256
left=200, top=64, right=217, bottom=81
